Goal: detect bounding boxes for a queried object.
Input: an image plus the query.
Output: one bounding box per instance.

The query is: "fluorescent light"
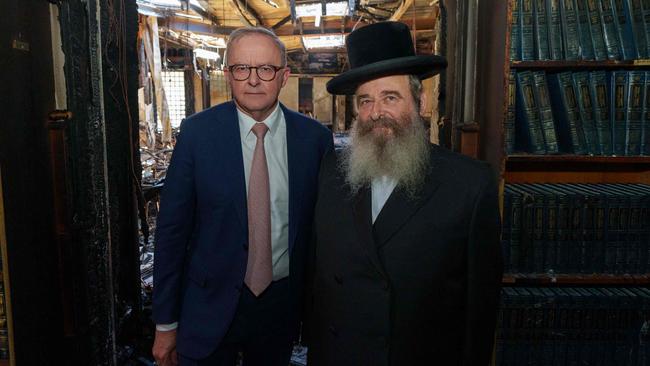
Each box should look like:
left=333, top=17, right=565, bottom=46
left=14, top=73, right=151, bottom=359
left=137, top=7, right=163, bottom=17
left=325, top=1, right=349, bottom=16
left=314, top=14, right=321, bottom=27
left=194, top=48, right=221, bottom=61
left=302, top=34, right=345, bottom=49
left=295, top=3, right=322, bottom=17
left=175, top=12, right=203, bottom=19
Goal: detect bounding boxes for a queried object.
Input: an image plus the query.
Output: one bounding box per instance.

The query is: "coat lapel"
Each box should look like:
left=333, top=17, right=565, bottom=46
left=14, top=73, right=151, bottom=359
left=283, top=104, right=307, bottom=254
left=219, top=102, right=248, bottom=233
left=352, top=186, right=389, bottom=278
left=373, top=148, right=442, bottom=248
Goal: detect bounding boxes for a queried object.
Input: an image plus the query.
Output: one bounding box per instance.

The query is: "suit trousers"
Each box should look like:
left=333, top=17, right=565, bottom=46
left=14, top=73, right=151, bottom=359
left=178, top=278, right=293, bottom=366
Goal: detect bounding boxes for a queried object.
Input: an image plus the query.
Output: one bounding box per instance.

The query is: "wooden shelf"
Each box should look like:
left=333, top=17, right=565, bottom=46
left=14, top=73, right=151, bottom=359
left=504, top=154, right=650, bottom=183
left=510, top=59, right=650, bottom=69
left=507, top=154, right=650, bottom=164
left=503, top=274, right=650, bottom=285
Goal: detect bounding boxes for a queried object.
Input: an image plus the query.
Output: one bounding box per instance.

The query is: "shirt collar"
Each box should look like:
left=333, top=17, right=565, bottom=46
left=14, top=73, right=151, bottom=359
left=237, top=102, right=283, bottom=140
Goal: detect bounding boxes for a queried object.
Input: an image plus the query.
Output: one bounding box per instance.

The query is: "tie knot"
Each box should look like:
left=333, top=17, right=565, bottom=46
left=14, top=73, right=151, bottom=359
left=251, top=123, right=269, bottom=139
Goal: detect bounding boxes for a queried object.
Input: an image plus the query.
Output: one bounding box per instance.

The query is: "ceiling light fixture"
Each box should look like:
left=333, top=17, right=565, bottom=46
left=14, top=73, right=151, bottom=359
left=302, top=34, right=345, bottom=49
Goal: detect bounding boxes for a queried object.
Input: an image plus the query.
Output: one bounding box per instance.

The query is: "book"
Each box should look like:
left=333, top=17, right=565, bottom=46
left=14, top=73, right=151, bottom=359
left=522, top=0, right=537, bottom=60
left=511, top=0, right=523, bottom=60
left=588, top=0, right=610, bottom=59
left=610, top=70, right=629, bottom=156
left=548, top=71, right=588, bottom=154
left=589, top=70, right=614, bottom=155
left=561, top=0, right=582, bottom=59
left=629, top=0, right=648, bottom=58
left=573, top=71, right=601, bottom=154
left=625, top=71, right=645, bottom=155
left=612, top=0, right=639, bottom=59
left=533, top=71, right=560, bottom=153
left=516, top=71, right=548, bottom=154
left=549, top=0, right=566, bottom=59
left=576, top=0, right=597, bottom=59
left=534, top=0, right=552, bottom=60
left=600, top=0, right=623, bottom=59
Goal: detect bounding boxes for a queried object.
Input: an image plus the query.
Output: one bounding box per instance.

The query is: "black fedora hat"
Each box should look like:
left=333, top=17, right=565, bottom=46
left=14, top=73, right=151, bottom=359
left=326, top=21, right=447, bottom=95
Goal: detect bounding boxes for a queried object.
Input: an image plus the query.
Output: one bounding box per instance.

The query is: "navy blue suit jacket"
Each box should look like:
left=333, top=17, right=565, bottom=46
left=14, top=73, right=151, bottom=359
left=152, top=101, right=333, bottom=359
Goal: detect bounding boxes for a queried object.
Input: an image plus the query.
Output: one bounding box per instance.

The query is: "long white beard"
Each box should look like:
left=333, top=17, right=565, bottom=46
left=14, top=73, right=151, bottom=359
left=340, top=111, right=431, bottom=198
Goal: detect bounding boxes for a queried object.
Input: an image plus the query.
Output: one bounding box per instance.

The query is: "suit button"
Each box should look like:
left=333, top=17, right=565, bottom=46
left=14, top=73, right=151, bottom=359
left=328, top=325, right=338, bottom=337
left=334, top=275, right=342, bottom=284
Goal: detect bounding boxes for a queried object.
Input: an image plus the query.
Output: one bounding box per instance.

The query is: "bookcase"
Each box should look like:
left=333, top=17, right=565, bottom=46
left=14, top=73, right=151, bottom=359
left=476, top=0, right=650, bottom=365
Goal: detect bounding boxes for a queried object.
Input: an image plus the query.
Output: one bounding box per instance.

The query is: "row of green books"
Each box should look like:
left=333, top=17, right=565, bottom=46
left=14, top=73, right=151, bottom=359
left=511, top=0, right=650, bottom=61
left=496, top=286, right=650, bottom=366
left=506, top=69, right=650, bottom=156
left=503, top=183, right=650, bottom=275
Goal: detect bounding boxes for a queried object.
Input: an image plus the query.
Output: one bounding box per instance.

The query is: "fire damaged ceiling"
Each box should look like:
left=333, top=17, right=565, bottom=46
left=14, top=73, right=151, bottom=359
left=136, top=0, right=441, bottom=74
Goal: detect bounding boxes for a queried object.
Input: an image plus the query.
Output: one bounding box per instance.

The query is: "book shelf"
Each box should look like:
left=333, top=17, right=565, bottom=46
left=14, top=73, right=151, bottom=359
left=476, top=1, right=650, bottom=365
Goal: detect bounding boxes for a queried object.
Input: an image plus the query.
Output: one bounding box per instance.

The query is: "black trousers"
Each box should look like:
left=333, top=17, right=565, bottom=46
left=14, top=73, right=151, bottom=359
left=179, top=278, right=293, bottom=366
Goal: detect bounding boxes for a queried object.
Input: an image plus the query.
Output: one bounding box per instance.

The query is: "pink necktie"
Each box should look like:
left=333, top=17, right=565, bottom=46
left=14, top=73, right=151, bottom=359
left=244, top=123, right=273, bottom=296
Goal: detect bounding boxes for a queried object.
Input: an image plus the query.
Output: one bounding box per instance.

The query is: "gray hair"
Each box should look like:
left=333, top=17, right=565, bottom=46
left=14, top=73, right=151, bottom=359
left=225, top=26, right=287, bottom=67
left=408, top=75, right=422, bottom=112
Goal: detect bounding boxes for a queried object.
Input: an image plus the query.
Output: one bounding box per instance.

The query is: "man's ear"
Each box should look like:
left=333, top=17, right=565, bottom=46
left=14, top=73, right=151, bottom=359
left=419, top=91, right=427, bottom=116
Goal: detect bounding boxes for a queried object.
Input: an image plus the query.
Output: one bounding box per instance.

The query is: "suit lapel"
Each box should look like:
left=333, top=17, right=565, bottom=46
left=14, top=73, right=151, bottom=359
left=373, top=148, right=442, bottom=248
left=283, top=104, right=307, bottom=254
left=352, top=186, right=388, bottom=278
left=219, top=102, right=248, bottom=233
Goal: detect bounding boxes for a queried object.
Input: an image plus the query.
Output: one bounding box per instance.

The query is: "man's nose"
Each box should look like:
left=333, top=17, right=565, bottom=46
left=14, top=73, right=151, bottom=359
left=247, top=68, right=260, bottom=86
left=370, top=102, right=384, bottom=121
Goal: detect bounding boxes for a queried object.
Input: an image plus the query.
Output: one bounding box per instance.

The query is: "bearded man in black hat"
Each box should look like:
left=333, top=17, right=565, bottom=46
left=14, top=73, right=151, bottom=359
left=304, top=21, right=503, bottom=366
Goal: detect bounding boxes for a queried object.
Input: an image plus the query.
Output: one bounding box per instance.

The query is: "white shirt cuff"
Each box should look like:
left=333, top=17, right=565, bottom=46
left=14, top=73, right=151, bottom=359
left=156, top=322, right=178, bottom=331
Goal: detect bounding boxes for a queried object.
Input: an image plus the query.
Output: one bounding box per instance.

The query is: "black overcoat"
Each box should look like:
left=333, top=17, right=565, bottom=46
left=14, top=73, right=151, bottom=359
left=306, top=144, right=503, bottom=366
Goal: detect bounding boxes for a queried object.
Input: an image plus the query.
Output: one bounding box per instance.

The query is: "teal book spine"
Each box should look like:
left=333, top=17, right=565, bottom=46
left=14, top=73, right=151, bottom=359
left=573, top=72, right=601, bottom=154
left=576, top=0, right=597, bottom=59
left=522, top=0, right=537, bottom=60
left=629, top=0, right=648, bottom=58
left=642, top=71, right=650, bottom=155
left=506, top=70, right=517, bottom=154
left=612, top=0, right=639, bottom=59
left=625, top=71, right=644, bottom=155
left=641, top=0, right=650, bottom=58
left=516, top=71, right=548, bottom=154
left=610, top=70, right=628, bottom=155
left=587, top=0, right=609, bottom=59
left=548, top=72, right=588, bottom=154
left=511, top=0, right=522, bottom=60
left=533, top=71, right=560, bottom=153
left=548, top=0, right=566, bottom=59
left=599, top=0, right=623, bottom=59
left=534, top=0, right=552, bottom=59
left=561, top=0, right=582, bottom=59
left=589, top=70, right=614, bottom=155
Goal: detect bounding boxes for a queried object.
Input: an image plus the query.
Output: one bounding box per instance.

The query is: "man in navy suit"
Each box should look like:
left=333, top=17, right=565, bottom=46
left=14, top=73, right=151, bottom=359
left=152, top=26, right=333, bottom=366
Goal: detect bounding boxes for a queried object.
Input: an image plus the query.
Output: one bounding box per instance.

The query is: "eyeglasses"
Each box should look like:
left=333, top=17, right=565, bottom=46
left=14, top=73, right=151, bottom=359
left=228, top=64, right=285, bottom=81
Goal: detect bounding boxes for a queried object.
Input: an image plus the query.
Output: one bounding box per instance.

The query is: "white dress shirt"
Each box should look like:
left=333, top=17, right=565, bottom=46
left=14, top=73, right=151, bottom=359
left=157, top=103, right=290, bottom=332
left=371, top=176, right=398, bottom=223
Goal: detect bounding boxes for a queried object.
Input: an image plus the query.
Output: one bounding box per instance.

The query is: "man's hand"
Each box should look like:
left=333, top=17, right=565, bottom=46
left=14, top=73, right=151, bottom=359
left=152, top=329, right=178, bottom=366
